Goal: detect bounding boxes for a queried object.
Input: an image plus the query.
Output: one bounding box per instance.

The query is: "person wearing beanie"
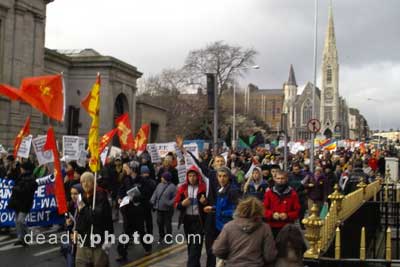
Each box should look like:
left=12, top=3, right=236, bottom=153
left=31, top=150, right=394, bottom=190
left=157, top=156, right=179, bottom=185
left=139, top=164, right=157, bottom=238
left=116, top=162, right=153, bottom=261
left=5, top=154, right=20, bottom=180
left=140, top=165, right=150, bottom=175
left=150, top=172, right=177, bottom=242
left=8, top=159, right=38, bottom=246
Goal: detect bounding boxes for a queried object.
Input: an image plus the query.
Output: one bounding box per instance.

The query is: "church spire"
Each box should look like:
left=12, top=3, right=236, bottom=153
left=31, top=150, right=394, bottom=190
left=323, top=0, right=337, bottom=58
left=287, top=64, right=297, bottom=86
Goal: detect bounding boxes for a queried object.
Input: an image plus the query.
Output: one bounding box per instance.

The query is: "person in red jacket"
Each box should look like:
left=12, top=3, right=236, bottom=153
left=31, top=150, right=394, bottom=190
left=264, top=170, right=300, bottom=238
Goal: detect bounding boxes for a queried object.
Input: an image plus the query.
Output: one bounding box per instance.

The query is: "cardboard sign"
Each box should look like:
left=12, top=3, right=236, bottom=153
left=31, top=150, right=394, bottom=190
left=62, top=136, right=84, bottom=160
left=32, top=136, right=54, bottom=166
left=17, top=135, right=32, bottom=159
left=183, top=143, right=199, bottom=159
left=155, top=142, right=177, bottom=158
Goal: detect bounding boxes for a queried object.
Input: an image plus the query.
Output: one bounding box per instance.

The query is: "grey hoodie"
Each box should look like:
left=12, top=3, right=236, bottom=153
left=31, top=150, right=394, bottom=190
left=212, top=217, right=277, bottom=267
left=150, top=182, right=177, bottom=211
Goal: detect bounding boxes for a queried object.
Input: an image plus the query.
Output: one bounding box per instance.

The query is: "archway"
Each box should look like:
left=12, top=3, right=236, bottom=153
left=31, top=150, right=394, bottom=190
left=323, top=128, right=333, bottom=139
left=113, top=93, right=130, bottom=146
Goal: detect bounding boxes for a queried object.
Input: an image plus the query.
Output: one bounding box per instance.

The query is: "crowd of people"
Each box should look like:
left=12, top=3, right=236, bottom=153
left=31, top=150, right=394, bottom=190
left=0, top=138, right=390, bottom=267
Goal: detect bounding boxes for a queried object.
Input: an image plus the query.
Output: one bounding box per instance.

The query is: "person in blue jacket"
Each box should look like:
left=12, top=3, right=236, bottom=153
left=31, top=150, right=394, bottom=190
left=204, top=167, right=240, bottom=233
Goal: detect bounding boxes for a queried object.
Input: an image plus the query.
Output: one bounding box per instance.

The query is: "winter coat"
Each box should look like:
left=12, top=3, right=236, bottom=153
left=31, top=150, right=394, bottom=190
left=8, top=172, right=38, bottom=213
left=174, top=165, right=207, bottom=230
left=344, top=168, right=368, bottom=194
left=264, top=186, right=300, bottom=229
left=212, top=217, right=277, bottom=267
left=215, top=183, right=240, bottom=231
left=150, top=182, right=177, bottom=211
left=245, top=180, right=268, bottom=201
left=303, top=174, right=329, bottom=202
left=75, top=189, right=113, bottom=247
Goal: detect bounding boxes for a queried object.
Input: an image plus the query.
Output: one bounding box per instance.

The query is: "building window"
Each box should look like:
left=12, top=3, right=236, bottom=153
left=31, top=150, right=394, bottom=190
left=302, top=100, right=312, bottom=125
left=327, top=66, right=332, bottom=84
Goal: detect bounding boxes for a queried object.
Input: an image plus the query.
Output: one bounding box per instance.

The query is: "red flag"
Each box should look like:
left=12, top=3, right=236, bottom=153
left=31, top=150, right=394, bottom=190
left=99, top=128, right=117, bottom=153
left=134, top=124, right=150, bottom=152
left=43, top=127, right=67, bottom=215
left=0, top=84, right=21, bottom=101
left=115, top=113, right=135, bottom=150
left=19, top=74, right=64, bottom=121
left=13, top=117, right=30, bottom=158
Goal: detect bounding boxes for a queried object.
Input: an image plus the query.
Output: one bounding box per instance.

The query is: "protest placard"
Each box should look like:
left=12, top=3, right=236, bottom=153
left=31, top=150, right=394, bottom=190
left=32, top=135, right=54, bottom=166
left=17, top=135, right=32, bottom=159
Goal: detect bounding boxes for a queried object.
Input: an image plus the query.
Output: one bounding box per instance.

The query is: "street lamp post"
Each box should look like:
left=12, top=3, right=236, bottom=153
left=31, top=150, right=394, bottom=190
left=310, top=0, right=318, bottom=172
left=232, top=65, right=259, bottom=150
left=367, top=98, right=383, bottom=149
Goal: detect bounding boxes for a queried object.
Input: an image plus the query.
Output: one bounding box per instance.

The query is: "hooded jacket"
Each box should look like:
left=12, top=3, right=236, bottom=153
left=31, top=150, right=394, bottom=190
left=215, top=182, right=240, bottom=231
left=264, top=185, right=300, bottom=229
left=212, top=217, right=277, bottom=267
left=174, top=166, right=207, bottom=228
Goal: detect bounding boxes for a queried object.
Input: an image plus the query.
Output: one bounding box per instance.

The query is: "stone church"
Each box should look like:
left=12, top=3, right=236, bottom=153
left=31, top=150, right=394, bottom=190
left=283, top=4, right=350, bottom=140
left=0, top=0, right=166, bottom=148
left=249, top=3, right=361, bottom=141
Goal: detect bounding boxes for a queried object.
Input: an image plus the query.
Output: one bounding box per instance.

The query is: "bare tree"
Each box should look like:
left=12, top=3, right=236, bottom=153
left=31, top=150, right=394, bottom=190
left=138, top=68, right=189, bottom=96
left=183, top=41, right=257, bottom=97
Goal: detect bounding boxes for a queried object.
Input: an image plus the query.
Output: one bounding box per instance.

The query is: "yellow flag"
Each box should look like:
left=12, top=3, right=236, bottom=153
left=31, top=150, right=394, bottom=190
left=81, top=75, right=101, bottom=172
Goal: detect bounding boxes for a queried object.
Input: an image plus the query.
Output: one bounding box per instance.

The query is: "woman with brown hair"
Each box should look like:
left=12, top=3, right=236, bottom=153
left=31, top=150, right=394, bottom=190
left=212, top=197, right=277, bottom=267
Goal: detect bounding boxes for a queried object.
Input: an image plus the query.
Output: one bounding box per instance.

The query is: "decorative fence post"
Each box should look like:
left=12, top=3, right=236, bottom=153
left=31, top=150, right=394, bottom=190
left=302, top=204, right=323, bottom=259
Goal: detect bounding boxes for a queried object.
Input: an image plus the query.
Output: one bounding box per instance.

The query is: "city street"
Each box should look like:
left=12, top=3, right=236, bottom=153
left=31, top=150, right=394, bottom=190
left=0, top=213, right=184, bottom=267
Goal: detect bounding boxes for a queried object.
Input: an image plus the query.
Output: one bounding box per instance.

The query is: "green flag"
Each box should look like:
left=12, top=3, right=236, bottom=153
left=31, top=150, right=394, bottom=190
left=238, top=138, right=250, bottom=149
left=249, top=135, right=256, bottom=145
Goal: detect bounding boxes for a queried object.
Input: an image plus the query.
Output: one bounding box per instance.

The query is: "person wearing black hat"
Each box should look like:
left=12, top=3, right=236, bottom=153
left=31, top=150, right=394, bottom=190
left=115, top=162, right=153, bottom=261
left=150, top=172, right=177, bottom=242
left=5, top=154, right=20, bottom=180
left=8, top=160, right=38, bottom=246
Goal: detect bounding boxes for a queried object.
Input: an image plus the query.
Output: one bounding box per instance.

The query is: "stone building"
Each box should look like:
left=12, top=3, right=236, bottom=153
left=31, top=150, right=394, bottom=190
left=247, top=3, right=369, bottom=141
left=348, top=108, right=369, bottom=140
left=0, top=0, right=166, bottom=147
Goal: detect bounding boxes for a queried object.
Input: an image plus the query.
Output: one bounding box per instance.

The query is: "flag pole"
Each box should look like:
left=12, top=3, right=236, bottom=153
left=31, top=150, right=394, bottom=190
left=61, top=72, right=66, bottom=122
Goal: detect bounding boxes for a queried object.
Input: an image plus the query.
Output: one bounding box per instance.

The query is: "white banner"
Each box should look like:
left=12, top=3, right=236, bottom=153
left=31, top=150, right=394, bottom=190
left=177, top=164, right=187, bottom=184
left=155, top=142, right=177, bottom=158
left=17, top=135, right=32, bottom=159
left=32, top=136, right=54, bottom=166
left=146, top=144, right=161, bottom=163
left=62, top=136, right=83, bottom=160
left=183, top=143, right=199, bottom=159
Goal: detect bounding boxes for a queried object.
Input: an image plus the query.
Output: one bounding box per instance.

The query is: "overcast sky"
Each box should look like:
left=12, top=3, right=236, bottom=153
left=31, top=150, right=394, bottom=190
left=45, top=0, right=400, bottom=131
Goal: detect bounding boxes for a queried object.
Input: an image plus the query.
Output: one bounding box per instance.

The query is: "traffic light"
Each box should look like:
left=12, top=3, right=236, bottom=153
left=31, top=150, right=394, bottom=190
left=206, top=73, right=216, bottom=110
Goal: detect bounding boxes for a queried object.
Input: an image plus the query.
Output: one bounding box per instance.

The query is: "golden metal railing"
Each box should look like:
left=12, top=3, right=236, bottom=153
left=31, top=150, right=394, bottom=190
left=303, top=179, right=383, bottom=259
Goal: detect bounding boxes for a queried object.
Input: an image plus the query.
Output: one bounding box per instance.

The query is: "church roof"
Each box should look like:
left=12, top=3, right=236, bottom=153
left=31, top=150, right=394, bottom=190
left=287, top=64, right=297, bottom=86
left=56, top=48, right=101, bottom=57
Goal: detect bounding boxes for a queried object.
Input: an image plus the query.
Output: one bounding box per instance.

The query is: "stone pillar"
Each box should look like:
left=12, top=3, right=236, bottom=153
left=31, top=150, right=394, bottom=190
left=385, top=157, right=399, bottom=182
